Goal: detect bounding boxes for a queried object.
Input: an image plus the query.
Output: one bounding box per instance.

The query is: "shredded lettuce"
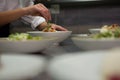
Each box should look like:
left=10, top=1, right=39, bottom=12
left=92, top=28, right=120, bottom=39
left=8, top=33, right=42, bottom=41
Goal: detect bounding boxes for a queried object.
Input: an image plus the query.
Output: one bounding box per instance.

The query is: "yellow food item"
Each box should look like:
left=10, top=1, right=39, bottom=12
left=42, top=27, right=57, bottom=32
left=42, top=23, right=57, bottom=32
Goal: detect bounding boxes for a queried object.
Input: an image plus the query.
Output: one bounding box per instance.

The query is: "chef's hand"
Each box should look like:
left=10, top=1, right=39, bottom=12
left=24, top=3, right=51, bottom=21
left=50, top=23, right=68, bottom=31
left=37, top=22, right=68, bottom=31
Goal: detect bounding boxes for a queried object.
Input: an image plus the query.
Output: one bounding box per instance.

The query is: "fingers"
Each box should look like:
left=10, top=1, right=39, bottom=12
left=51, top=24, right=68, bottom=31
left=38, top=4, right=51, bottom=20
left=35, top=4, right=51, bottom=21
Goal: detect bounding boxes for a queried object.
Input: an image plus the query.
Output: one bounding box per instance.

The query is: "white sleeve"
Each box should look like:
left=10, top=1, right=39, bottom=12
left=21, top=16, right=46, bottom=29
left=20, top=0, right=46, bottom=29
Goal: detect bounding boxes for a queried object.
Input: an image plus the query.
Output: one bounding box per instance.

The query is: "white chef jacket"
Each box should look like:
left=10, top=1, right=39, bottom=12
left=0, top=0, right=46, bottom=29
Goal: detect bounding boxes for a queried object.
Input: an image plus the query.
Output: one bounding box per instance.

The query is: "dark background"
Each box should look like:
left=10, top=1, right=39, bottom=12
left=9, top=0, right=120, bottom=34
left=35, top=0, right=120, bottom=34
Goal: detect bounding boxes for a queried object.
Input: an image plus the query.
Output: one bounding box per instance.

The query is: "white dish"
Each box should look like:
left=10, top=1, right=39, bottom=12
left=71, top=34, right=120, bottom=51
left=89, top=28, right=101, bottom=34
left=0, top=38, right=54, bottom=53
left=0, top=53, right=46, bottom=80
left=71, top=34, right=90, bottom=38
left=47, top=51, right=108, bottom=80
left=27, top=31, right=72, bottom=43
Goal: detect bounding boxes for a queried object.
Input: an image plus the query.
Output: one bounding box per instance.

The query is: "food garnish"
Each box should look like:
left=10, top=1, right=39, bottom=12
left=8, top=33, right=42, bottom=41
left=92, top=24, right=120, bottom=39
left=42, top=21, right=57, bottom=32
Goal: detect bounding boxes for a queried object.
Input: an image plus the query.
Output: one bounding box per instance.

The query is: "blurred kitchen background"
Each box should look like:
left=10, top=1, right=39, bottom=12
left=10, top=0, right=120, bottom=34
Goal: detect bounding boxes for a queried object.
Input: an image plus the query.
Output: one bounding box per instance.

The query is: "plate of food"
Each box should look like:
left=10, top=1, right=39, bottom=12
left=89, top=24, right=120, bottom=34
left=47, top=50, right=109, bottom=80
left=27, top=23, right=72, bottom=43
left=0, top=33, right=55, bottom=53
left=0, top=53, right=46, bottom=80
left=47, top=48, right=120, bottom=80
left=72, top=24, right=120, bottom=51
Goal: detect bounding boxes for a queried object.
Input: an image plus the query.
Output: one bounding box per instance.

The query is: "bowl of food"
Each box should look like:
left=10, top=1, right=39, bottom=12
left=72, top=24, right=120, bottom=51
left=0, top=33, right=55, bottom=53
left=72, top=36, right=120, bottom=51
left=27, top=22, right=72, bottom=43
left=27, top=31, right=72, bottom=43
left=47, top=51, right=108, bottom=80
left=89, top=24, right=120, bottom=34
left=0, top=54, right=46, bottom=80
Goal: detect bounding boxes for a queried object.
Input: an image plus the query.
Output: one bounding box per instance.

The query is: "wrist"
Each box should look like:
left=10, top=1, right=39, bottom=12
left=22, top=7, right=33, bottom=15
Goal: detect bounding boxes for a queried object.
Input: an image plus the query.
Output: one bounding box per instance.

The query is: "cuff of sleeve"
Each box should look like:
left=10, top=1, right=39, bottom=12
left=31, top=16, right=46, bottom=30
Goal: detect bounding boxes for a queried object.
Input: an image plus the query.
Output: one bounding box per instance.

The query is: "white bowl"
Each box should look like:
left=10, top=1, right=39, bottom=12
left=47, top=51, right=108, bottom=80
left=0, top=38, right=54, bottom=53
left=71, top=34, right=120, bottom=51
left=27, top=31, right=72, bottom=43
left=0, top=53, right=46, bottom=80
left=89, top=28, right=101, bottom=34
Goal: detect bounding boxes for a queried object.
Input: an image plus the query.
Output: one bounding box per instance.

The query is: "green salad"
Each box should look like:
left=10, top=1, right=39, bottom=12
left=92, top=28, right=120, bottom=39
left=8, top=33, right=42, bottom=41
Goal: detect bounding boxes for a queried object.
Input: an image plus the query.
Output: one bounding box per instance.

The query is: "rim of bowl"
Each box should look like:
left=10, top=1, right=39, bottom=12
left=71, top=36, right=120, bottom=42
left=27, top=31, right=72, bottom=33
